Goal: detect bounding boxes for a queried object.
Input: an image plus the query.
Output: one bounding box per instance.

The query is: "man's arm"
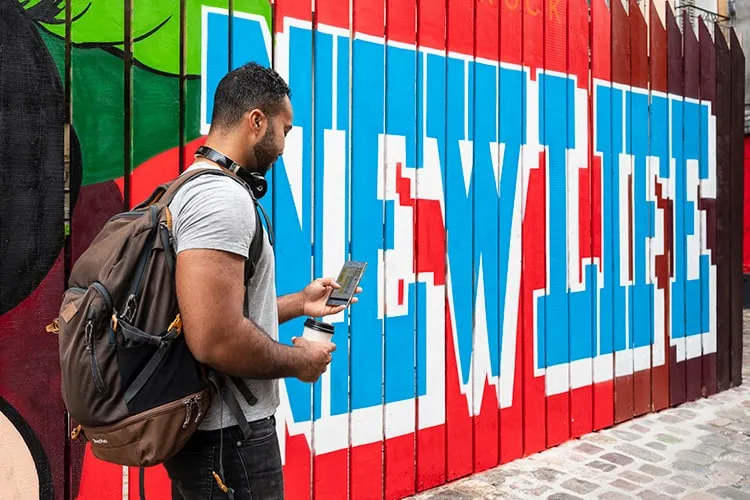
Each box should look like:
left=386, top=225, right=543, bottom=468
left=277, top=292, right=304, bottom=324
left=176, top=247, right=305, bottom=379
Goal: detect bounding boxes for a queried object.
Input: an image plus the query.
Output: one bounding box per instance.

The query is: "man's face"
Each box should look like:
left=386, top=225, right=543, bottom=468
left=250, top=96, right=293, bottom=175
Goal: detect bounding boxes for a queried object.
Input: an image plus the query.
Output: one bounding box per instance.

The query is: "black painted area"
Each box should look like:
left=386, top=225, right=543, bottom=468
left=0, top=0, right=81, bottom=315
left=0, top=397, right=54, bottom=499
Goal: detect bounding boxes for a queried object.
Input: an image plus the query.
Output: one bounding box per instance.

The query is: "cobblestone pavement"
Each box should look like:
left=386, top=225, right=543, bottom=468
left=410, top=312, right=750, bottom=500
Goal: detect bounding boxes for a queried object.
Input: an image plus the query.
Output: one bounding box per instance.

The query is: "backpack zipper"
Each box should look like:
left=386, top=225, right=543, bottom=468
left=85, top=318, right=106, bottom=393
left=94, top=392, right=206, bottom=432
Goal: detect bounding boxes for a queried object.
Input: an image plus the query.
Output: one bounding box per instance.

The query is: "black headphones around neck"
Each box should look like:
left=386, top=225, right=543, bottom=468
left=194, top=145, right=268, bottom=200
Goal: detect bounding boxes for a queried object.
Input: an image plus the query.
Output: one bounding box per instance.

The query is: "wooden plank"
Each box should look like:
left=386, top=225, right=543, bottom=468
left=271, top=0, right=314, bottom=497
left=730, top=28, right=744, bottom=388
left=649, top=0, right=670, bottom=412
left=714, top=26, right=731, bottom=393
left=127, top=0, right=183, bottom=494
left=568, top=0, right=594, bottom=439
left=311, top=0, right=351, bottom=496
left=499, top=0, right=526, bottom=462
left=471, top=0, right=500, bottom=473
left=383, top=0, right=418, bottom=496
left=698, top=18, right=718, bottom=398
left=612, top=0, right=634, bottom=425
left=542, top=0, right=571, bottom=448
left=683, top=13, right=703, bottom=403
left=629, top=0, right=651, bottom=417
left=416, top=0, right=447, bottom=489
left=0, top=1, right=71, bottom=499
left=564, top=0, right=594, bottom=440
left=445, top=0, right=474, bottom=481
left=521, top=0, right=548, bottom=453
left=666, top=4, right=687, bottom=407
left=349, top=0, right=385, bottom=495
left=591, top=0, right=615, bottom=431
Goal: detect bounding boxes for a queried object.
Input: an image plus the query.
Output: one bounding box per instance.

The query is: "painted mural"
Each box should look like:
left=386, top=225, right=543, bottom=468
left=0, top=0, right=745, bottom=498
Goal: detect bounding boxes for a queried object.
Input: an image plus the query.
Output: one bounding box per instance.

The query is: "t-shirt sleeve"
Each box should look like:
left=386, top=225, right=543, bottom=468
left=170, top=176, right=256, bottom=258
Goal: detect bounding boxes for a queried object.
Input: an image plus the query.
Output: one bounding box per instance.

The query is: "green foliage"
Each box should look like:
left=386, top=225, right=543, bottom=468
left=23, top=0, right=272, bottom=75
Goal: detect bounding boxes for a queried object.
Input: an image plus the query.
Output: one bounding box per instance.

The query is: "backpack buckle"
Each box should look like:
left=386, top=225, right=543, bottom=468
left=121, top=295, right=138, bottom=322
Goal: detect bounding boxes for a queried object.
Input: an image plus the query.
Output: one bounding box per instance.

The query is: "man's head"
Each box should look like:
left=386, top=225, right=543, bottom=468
left=209, top=62, right=293, bottom=175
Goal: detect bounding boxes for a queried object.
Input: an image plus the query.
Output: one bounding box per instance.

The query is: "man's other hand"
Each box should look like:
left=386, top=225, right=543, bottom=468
left=290, top=336, right=336, bottom=383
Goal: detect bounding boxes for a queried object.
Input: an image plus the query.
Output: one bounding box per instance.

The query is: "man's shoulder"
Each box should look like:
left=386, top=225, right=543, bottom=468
left=170, top=164, right=255, bottom=215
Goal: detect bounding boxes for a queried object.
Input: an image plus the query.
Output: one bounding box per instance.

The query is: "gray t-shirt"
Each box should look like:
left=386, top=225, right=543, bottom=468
left=169, top=161, right=279, bottom=430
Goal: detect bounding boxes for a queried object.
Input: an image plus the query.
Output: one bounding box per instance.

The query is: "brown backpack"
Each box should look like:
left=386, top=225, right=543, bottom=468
left=51, top=167, right=265, bottom=471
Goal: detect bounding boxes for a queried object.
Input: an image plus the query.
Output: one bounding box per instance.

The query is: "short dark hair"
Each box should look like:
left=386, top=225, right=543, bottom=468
left=210, top=62, right=291, bottom=130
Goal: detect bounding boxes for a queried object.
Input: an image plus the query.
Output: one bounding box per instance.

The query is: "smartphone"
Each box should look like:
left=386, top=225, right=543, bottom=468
left=326, top=261, right=367, bottom=307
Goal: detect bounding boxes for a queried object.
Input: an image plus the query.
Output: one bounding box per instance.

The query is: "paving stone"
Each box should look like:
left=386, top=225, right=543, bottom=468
left=672, top=459, right=711, bottom=475
left=709, top=417, right=733, bottom=427
left=707, top=486, right=750, bottom=500
left=655, top=433, right=683, bottom=444
left=584, top=433, right=619, bottom=446
left=521, top=485, right=552, bottom=496
left=675, top=409, right=699, bottom=419
left=612, top=429, right=642, bottom=441
left=561, top=478, right=599, bottom=495
left=619, top=470, right=653, bottom=484
left=638, top=464, right=672, bottom=477
left=638, top=490, right=675, bottom=500
left=601, top=452, right=634, bottom=466
left=721, top=451, right=750, bottom=464
left=658, top=483, right=686, bottom=496
left=665, top=425, right=692, bottom=436
left=682, top=493, right=721, bottom=500
left=615, top=443, right=665, bottom=463
left=676, top=449, right=715, bottom=465
left=630, top=423, right=650, bottom=433
left=547, top=494, right=584, bottom=500
left=670, top=473, right=710, bottom=489
left=532, top=467, right=567, bottom=483
left=711, top=470, right=745, bottom=486
left=598, top=492, right=632, bottom=500
left=657, top=414, right=683, bottom=424
left=587, top=460, right=617, bottom=472
left=575, top=442, right=604, bottom=455
left=714, top=461, right=750, bottom=476
left=646, top=441, right=668, bottom=451
left=694, top=443, right=727, bottom=458
left=699, top=434, right=733, bottom=447
left=609, top=479, right=640, bottom=492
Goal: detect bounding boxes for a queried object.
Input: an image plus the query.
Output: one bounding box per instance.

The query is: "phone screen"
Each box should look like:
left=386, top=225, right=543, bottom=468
left=327, top=261, right=367, bottom=305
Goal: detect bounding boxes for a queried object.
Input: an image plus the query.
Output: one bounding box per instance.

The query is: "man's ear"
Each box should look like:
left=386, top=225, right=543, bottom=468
left=247, top=109, right=265, bottom=132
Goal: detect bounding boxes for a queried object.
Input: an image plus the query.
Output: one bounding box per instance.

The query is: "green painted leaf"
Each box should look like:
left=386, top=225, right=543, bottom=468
left=26, top=0, right=272, bottom=75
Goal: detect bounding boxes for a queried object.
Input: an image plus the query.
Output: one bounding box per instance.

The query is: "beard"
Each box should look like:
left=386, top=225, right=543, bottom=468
left=252, top=129, right=278, bottom=176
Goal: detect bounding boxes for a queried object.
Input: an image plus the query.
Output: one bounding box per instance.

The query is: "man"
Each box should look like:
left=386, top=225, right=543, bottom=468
left=163, top=62, right=356, bottom=499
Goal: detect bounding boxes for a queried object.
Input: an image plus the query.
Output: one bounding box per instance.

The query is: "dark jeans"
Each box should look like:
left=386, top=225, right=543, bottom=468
left=163, top=416, right=284, bottom=500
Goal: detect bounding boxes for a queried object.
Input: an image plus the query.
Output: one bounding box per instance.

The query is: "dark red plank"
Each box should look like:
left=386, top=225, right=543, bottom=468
left=683, top=13, right=703, bottom=404
left=630, top=0, right=651, bottom=417
left=612, top=0, right=634, bottom=425
left=714, top=26, right=732, bottom=392
left=697, top=18, right=718, bottom=398
left=591, top=0, right=615, bottom=431
left=730, top=28, right=745, bottom=388
left=666, top=4, right=687, bottom=407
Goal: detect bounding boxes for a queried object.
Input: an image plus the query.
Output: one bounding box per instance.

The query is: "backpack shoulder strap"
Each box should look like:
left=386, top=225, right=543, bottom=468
left=244, top=205, right=264, bottom=284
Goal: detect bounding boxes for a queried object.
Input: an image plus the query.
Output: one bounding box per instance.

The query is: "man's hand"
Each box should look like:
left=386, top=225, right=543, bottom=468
left=290, top=337, right=336, bottom=382
left=301, top=277, right=362, bottom=317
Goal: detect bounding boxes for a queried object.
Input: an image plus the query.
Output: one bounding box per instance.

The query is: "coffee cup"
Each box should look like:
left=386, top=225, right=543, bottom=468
left=302, top=318, right=334, bottom=343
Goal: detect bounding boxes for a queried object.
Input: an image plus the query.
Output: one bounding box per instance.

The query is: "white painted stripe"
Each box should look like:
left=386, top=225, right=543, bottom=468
left=686, top=334, right=703, bottom=360
left=615, top=349, right=634, bottom=377
left=545, top=364, right=570, bottom=396
left=570, top=358, right=593, bottom=389
left=323, top=129, right=347, bottom=324
left=593, top=354, right=614, bottom=384
left=633, top=345, right=652, bottom=372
